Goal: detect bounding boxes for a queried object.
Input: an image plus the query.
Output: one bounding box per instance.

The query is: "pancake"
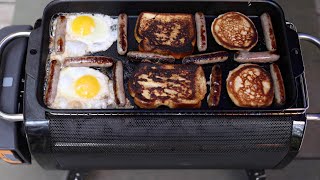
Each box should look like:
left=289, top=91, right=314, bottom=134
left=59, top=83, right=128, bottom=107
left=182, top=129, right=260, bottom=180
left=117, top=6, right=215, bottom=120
left=211, top=12, right=258, bottom=51
left=227, top=64, right=274, bottom=108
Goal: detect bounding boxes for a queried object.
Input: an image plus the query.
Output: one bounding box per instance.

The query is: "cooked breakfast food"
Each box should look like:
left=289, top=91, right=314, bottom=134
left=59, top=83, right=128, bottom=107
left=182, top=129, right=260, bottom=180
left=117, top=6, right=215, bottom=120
left=128, top=63, right=207, bottom=108
left=117, top=13, right=128, bottom=55
left=45, top=8, right=285, bottom=110
left=261, top=13, right=277, bottom=52
left=234, top=51, right=280, bottom=63
left=195, top=12, right=207, bottom=52
left=211, top=12, right=258, bottom=51
left=270, top=63, right=286, bottom=105
left=50, top=67, right=115, bottom=109
left=135, top=12, right=196, bottom=59
left=207, top=65, right=222, bottom=107
left=54, top=16, right=67, bottom=54
left=63, top=56, right=114, bottom=67
left=50, top=14, right=117, bottom=60
left=182, top=51, right=229, bottom=65
left=44, top=60, right=61, bottom=106
left=226, top=64, right=274, bottom=107
left=127, top=51, right=175, bottom=63
left=113, top=61, right=126, bottom=107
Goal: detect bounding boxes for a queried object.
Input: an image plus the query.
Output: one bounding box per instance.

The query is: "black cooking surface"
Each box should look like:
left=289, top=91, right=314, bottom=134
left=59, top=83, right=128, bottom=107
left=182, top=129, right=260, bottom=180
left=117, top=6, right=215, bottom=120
left=92, top=15, right=295, bottom=111
left=37, top=1, right=298, bottom=113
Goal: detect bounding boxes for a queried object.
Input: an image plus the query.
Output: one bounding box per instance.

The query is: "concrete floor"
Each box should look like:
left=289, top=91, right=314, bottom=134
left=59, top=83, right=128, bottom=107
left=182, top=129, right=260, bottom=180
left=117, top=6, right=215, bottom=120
left=0, top=0, right=319, bottom=180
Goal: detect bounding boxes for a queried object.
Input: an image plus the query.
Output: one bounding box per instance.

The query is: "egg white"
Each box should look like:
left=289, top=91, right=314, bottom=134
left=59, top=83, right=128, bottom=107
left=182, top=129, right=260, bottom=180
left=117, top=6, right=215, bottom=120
left=50, top=13, right=118, bottom=60
left=65, top=14, right=118, bottom=54
left=52, top=67, right=116, bottom=109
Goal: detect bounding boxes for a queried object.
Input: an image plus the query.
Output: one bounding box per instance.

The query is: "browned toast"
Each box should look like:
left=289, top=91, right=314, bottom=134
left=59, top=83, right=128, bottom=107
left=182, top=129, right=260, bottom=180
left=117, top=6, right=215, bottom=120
left=211, top=12, right=258, bottom=51
left=135, top=12, right=196, bottom=59
left=128, top=63, right=206, bottom=109
left=226, top=64, right=274, bottom=108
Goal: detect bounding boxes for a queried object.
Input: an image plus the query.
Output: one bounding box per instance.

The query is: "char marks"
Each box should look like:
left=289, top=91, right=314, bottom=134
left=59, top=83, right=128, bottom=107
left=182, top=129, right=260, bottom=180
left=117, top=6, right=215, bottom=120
left=128, top=63, right=206, bottom=108
left=135, top=12, right=196, bottom=59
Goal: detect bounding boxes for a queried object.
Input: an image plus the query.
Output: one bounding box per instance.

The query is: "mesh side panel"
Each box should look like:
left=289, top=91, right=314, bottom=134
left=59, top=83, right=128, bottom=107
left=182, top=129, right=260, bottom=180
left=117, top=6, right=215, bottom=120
left=48, top=114, right=293, bottom=168
left=49, top=115, right=292, bottom=154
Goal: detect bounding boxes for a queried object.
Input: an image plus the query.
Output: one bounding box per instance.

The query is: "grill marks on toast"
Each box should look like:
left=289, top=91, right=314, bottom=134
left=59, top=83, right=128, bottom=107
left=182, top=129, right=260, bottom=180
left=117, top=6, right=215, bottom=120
left=128, top=63, right=206, bottom=108
left=135, top=12, right=196, bottom=59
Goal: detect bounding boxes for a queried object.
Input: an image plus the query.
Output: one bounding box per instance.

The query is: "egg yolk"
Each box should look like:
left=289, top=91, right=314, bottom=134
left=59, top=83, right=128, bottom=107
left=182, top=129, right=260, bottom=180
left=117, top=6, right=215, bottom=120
left=72, top=16, right=95, bottom=36
left=74, top=75, right=100, bottom=99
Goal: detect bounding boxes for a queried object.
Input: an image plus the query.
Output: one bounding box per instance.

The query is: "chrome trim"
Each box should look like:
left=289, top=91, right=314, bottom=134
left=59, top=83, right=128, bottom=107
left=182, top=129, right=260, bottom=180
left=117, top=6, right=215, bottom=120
left=292, top=120, right=306, bottom=152
left=306, top=114, right=320, bottom=121
left=298, top=33, right=320, bottom=121
left=286, top=21, right=298, bottom=32
left=49, top=112, right=304, bottom=116
left=293, top=120, right=305, bottom=137
left=0, top=31, right=31, bottom=122
left=55, top=142, right=147, bottom=148
left=298, top=33, right=320, bottom=48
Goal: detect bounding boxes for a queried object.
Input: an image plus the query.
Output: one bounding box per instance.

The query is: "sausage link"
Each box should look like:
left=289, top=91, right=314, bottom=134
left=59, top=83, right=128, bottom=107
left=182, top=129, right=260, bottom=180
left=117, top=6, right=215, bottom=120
left=127, top=51, right=175, bottom=63
left=207, top=65, right=222, bottom=107
left=117, top=13, right=128, bottom=55
left=182, top=51, right=228, bottom=64
left=261, top=13, right=277, bottom=52
left=113, top=61, right=126, bottom=106
left=195, top=12, right=207, bottom=52
left=270, top=63, right=286, bottom=105
left=54, top=16, right=67, bottom=54
left=63, top=56, right=114, bottom=67
left=234, top=51, right=280, bottom=63
left=44, top=60, right=61, bottom=106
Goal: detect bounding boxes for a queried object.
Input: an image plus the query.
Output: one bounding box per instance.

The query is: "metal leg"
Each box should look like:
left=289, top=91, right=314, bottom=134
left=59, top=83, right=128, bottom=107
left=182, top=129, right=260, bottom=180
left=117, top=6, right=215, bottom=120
left=246, top=169, right=266, bottom=180
left=67, top=171, right=89, bottom=180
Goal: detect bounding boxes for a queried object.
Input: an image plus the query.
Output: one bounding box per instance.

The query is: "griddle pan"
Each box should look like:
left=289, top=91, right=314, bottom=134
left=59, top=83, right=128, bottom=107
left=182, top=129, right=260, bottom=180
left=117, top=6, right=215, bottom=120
left=33, top=0, right=301, bottom=113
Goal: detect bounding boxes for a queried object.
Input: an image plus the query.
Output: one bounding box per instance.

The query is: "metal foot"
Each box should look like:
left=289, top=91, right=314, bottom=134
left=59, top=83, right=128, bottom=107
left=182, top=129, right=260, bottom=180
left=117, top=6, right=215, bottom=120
left=67, top=171, right=89, bottom=180
left=246, top=169, right=266, bottom=180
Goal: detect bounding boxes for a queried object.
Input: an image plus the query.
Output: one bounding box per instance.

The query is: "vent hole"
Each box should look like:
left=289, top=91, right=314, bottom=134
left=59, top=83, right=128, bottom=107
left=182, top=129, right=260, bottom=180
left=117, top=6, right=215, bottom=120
left=30, top=49, right=37, bottom=55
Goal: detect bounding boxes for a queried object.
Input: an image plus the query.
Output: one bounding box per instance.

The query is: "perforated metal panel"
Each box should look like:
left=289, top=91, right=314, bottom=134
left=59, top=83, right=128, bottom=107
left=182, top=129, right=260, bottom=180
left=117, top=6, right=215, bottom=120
left=48, top=114, right=292, bottom=169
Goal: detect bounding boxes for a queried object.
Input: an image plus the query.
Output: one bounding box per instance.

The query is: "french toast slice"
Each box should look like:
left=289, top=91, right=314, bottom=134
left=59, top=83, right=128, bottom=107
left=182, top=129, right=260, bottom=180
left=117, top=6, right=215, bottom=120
left=211, top=12, right=258, bottom=51
left=128, top=63, right=206, bottom=109
left=135, top=12, right=196, bottom=59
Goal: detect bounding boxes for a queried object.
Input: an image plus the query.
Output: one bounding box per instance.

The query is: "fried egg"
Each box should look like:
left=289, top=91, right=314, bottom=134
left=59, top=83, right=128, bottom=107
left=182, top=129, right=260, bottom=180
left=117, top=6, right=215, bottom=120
left=52, top=14, right=117, bottom=59
left=52, top=67, right=115, bottom=109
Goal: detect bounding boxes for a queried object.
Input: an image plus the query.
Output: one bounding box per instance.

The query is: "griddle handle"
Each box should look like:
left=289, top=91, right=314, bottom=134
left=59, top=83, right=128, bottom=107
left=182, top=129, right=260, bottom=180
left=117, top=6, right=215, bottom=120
left=0, top=32, right=31, bottom=122
left=298, top=33, right=320, bottom=48
left=299, top=34, right=320, bottom=121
